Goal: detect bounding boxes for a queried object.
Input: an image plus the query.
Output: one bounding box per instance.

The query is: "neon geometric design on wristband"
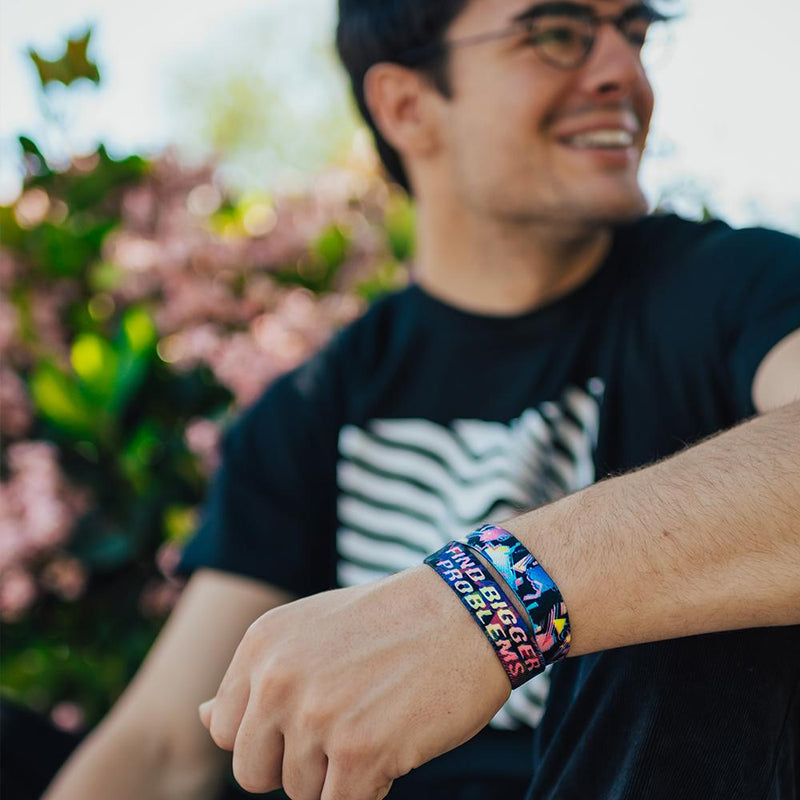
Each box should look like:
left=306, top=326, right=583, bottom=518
left=424, top=540, right=545, bottom=689
left=460, top=525, right=572, bottom=664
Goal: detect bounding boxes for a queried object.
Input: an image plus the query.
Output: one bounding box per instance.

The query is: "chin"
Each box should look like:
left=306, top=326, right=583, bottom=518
left=581, top=183, right=649, bottom=225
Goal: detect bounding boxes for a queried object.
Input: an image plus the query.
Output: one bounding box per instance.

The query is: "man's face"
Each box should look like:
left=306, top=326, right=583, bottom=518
left=431, top=0, right=656, bottom=225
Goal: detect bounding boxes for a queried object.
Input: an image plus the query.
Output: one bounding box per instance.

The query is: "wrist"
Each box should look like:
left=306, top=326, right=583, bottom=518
left=425, top=541, right=547, bottom=687
left=394, top=564, right=512, bottom=703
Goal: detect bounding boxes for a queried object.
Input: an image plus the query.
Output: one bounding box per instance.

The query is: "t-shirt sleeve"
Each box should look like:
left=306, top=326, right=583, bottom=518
left=176, top=336, right=345, bottom=597
left=639, top=220, right=800, bottom=421
left=718, top=228, right=800, bottom=414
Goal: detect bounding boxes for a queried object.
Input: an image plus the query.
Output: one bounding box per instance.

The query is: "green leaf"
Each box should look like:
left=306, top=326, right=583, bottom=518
left=274, top=224, right=351, bottom=293
left=29, top=30, right=101, bottom=89
left=163, top=505, right=198, bottom=544
left=24, top=219, right=114, bottom=278
left=357, top=260, right=409, bottom=303
left=71, top=333, right=118, bottom=401
left=88, top=261, right=124, bottom=293
left=62, top=146, right=148, bottom=213
left=30, top=362, right=100, bottom=438
left=121, top=308, right=156, bottom=355
left=120, top=421, right=163, bottom=492
left=313, top=224, right=349, bottom=270
left=0, top=206, right=24, bottom=250
left=110, top=308, right=157, bottom=413
left=384, top=195, right=415, bottom=262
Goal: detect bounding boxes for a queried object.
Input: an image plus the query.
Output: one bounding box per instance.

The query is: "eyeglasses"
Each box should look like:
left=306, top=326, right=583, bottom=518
left=398, top=2, right=672, bottom=71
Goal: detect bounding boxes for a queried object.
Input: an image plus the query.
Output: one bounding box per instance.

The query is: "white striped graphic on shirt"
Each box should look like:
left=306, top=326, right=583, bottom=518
left=335, top=379, right=604, bottom=730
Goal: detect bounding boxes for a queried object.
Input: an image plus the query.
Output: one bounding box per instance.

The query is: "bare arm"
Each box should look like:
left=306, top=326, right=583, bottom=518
left=43, top=569, right=294, bottom=800
left=504, top=396, right=800, bottom=656
left=198, top=329, right=800, bottom=800
left=507, top=327, right=800, bottom=655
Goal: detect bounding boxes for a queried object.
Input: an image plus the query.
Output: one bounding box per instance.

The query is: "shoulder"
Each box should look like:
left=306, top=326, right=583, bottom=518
left=622, top=213, right=799, bottom=260
left=616, top=214, right=800, bottom=293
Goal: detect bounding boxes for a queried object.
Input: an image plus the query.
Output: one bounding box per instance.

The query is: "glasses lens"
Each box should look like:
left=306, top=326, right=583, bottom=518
left=528, top=16, right=594, bottom=68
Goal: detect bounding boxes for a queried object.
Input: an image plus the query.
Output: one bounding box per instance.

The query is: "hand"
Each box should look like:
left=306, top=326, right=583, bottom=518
left=198, top=564, right=511, bottom=800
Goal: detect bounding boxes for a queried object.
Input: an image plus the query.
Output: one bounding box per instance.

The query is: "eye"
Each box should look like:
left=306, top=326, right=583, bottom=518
left=623, top=21, right=652, bottom=48
left=526, top=18, right=593, bottom=55
left=531, top=26, right=580, bottom=45
left=625, top=30, right=649, bottom=48
left=622, top=8, right=662, bottom=50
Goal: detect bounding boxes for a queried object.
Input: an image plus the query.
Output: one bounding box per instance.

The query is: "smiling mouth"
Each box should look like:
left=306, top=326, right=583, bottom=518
left=561, top=129, right=636, bottom=149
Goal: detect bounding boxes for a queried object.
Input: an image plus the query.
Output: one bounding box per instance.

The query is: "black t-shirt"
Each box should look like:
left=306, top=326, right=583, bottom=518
left=178, top=214, right=800, bottom=799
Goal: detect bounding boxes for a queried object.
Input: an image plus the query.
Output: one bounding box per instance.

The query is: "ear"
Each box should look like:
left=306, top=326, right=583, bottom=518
left=363, top=62, right=442, bottom=160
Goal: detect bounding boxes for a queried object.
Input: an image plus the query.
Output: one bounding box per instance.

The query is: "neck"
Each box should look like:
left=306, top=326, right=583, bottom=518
left=412, top=199, right=614, bottom=317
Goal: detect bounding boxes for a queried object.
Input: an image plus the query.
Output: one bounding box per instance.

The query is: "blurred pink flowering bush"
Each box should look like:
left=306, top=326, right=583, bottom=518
left=0, top=132, right=412, bottom=725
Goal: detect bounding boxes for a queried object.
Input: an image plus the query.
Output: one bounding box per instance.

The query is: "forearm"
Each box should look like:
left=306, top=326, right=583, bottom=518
left=504, top=400, right=800, bottom=657
left=43, top=570, right=292, bottom=800
left=42, top=713, right=228, bottom=800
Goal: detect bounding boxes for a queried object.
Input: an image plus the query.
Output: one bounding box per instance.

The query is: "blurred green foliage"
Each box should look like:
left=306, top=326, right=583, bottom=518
left=28, top=30, right=101, bottom=88
left=0, top=129, right=230, bottom=720
left=0, top=30, right=412, bottom=729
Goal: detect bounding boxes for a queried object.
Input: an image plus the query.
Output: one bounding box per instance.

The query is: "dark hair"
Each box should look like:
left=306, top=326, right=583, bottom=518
left=336, top=0, right=469, bottom=192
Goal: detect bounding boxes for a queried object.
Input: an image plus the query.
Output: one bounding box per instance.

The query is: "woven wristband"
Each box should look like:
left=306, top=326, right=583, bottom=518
left=460, top=524, right=572, bottom=664
left=424, top=540, right=545, bottom=688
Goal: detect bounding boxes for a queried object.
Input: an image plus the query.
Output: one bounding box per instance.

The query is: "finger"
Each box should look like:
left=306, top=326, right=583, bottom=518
left=281, top=734, right=328, bottom=800
left=231, top=703, right=284, bottom=796
left=320, top=759, right=392, bottom=800
left=198, top=698, right=214, bottom=730
left=206, top=680, right=250, bottom=751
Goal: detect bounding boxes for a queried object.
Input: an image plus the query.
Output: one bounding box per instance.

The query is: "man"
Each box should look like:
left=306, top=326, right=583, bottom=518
left=45, top=0, right=800, bottom=799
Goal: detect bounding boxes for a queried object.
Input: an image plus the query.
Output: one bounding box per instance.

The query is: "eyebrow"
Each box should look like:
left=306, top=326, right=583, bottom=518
left=511, top=1, right=664, bottom=24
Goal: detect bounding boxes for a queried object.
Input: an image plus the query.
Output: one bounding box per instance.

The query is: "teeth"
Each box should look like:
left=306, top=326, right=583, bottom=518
left=566, top=130, right=635, bottom=148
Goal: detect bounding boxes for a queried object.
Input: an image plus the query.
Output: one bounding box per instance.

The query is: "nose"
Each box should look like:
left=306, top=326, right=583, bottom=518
left=579, top=23, right=649, bottom=101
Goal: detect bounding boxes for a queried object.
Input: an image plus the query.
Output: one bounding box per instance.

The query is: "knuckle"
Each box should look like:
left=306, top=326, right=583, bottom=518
left=207, top=721, right=235, bottom=751
left=232, top=759, right=277, bottom=795
left=254, top=666, right=291, bottom=706
left=282, top=778, right=317, bottom=800
left=206, top=710, right=235, bottom=751
left=328, top=735, right=371, bottom=769
left=297, top=697, right=333, bottom=732
left=394, top=745, right=424, bottom=777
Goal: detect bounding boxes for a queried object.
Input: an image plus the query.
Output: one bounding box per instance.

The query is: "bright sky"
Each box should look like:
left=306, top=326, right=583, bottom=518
left=1, top=0, right=799, bottom=232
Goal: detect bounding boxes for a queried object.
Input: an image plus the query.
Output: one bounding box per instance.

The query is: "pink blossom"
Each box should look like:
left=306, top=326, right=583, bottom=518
left=184, top=418, right=222, bottom=475
left=209, top=332, right=283, bottom=406
left=155, top=542, right=183, bottom=582
left=108, top=234, right=166, bottom=274
left=28, top=288, right=73, bottom=364
left=40, top=557, right=87, bottom=601
left=0, top=367, right=33, bottom=438
left=156, top=275, right=242, bottom=333
left=0, top=519, right=29, bottom=573
left=0, top=248, right=21, bottom=288
left=0, top=442, right=91, bottom=582
left=157, top=324, right=223, bottom=372
left=121, top=185, right=158, bottom=234
left=318, top=293, right=365, bottom=328
left=249, top=314, right=309, bottom=367
left=0, top=296, right=20, bottom=360
left=139, top=578, right=183, bottom=619
left=50, top=702, right=86, bottom=733
left=0, top=568, right=37, bottom=622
